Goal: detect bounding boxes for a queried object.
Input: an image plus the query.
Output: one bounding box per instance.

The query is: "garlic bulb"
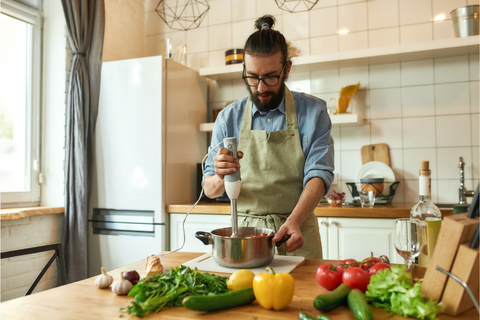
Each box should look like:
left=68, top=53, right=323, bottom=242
left=95, top=267, right=113, bottom=289
left=112, top=272, right=133, bottom=295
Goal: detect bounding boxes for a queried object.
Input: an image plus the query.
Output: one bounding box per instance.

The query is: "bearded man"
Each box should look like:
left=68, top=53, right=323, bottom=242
left=203, top=14, right=334, bottom=259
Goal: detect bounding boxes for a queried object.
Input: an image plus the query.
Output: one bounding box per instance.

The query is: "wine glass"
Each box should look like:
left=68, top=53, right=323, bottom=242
left=394, top=218, right=426, bottom=275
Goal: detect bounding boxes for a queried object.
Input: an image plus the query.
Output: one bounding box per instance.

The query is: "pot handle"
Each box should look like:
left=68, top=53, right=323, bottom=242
left=274, top=235, right=291, bottom=247
left=195, top=231, right=213, bottom=245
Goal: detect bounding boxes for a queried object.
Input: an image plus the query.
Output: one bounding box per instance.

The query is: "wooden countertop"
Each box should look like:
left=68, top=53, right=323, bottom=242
left=0, top=206, right=65, bottom=221
left=167, top=202, right=453, bottom=219
left=0, top=251, right=474, bottom=319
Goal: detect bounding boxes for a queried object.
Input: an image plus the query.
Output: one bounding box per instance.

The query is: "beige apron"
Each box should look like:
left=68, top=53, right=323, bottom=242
left=236, top=87, right=322, bottom=259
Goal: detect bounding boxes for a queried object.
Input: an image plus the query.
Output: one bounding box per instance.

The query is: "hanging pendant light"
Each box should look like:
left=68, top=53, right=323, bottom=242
left=275, top=0, right=319, bottom=13
left=155, top=0, right=210, bottom=31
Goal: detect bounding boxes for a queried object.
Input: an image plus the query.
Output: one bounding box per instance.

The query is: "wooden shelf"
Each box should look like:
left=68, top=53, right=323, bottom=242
left=199, top=36, right=479, bottom=81
left=199, top=113, right=363, bottom=132
left=199, top=122, right=215, bottom=132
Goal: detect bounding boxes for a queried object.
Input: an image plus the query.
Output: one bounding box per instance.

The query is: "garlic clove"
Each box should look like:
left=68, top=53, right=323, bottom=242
left=112, top=272, right=133, bottom=295
left=95, top=267, right=114, bottom=289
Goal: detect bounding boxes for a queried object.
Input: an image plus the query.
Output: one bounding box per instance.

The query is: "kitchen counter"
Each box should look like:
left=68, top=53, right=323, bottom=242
left=1, top=251, right=475, bottom=319
left=167, top=202, right=453, bottom=219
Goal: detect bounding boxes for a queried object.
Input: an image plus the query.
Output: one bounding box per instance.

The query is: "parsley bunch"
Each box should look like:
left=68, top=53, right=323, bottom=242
left=121, top=265, right=229, bottom=317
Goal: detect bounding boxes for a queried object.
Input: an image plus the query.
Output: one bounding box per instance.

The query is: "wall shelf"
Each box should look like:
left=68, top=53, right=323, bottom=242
left=199, top=113, right=363, bottom=132
left=330, top=113, right=363, bottom=126
left=199, top=36, right=479, bottom=81
left=199, top=122, right=214, bottom=132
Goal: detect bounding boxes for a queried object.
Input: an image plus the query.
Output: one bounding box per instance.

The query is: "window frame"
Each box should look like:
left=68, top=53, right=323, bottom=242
left=1, top=0, right=42, bottom=206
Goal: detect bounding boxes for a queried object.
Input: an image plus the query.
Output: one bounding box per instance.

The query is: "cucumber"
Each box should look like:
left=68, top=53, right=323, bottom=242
left=347, top=289, right=373, bottom=320
left=182, top=288, right=255, bottom=311
left=314, top=284, right=351, bottom=312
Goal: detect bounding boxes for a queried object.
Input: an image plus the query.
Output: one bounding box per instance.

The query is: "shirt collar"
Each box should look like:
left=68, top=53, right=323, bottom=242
left=251, top=95, right=286, bottom=116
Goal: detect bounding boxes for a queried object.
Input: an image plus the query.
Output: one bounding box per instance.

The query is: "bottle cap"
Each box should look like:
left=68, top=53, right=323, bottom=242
left=420, top=160, right=431, bottom=176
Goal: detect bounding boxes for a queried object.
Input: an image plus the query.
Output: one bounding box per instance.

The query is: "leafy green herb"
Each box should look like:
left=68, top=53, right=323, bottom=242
left=120, top=265, right=229, bottom=317
left=365, top=265, right=442, bottom=320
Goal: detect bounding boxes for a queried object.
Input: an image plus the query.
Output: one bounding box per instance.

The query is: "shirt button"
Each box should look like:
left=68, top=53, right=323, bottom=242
left=267, top=119, right=271, bottom=122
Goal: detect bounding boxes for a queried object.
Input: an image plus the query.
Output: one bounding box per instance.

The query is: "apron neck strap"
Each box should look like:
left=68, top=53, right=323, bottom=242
left=240, top=86, right=298, bottom=136
left=284, top=86, right=298, bottom=130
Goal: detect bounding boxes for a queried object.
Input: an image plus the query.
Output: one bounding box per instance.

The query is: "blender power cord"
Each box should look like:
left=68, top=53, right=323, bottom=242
left=156, top=140, right=224, bottom=257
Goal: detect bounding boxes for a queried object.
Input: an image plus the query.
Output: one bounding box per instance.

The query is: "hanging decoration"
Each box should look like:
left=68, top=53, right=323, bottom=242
left=155, top=0, right=210, bottom=31
left=274, top=0, right=319, bottom=13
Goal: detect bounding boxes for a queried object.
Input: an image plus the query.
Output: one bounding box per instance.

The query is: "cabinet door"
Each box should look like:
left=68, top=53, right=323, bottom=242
left=317, top=218, right=329, bottom=259
left=170, top=213, right=230, bottom=253
left=327, top=218, right=401, bottom=263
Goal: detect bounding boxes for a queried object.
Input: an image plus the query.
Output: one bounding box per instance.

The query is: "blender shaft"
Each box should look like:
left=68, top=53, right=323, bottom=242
left=230, top=199, right=239, bottom=237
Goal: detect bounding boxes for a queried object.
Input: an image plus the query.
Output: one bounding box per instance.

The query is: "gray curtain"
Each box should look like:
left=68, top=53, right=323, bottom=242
left=62, top=0, right=105, bottom=282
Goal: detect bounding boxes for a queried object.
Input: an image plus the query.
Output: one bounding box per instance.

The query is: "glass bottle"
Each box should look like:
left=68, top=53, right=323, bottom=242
left=410, top=161, right=442, bottom=268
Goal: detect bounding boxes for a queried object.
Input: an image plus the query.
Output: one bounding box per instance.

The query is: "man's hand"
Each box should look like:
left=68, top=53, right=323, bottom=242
left=272, top=220, right=304, bottom=252
left=203, top=147, right=243, bottom=199
left=213, top=147, right=243, bottom=180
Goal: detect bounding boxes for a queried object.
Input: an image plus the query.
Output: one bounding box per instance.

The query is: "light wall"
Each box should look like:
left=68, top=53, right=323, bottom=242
left=145, top=0, right=479, bottom=205
left=103, top=0, right=145, bottom=62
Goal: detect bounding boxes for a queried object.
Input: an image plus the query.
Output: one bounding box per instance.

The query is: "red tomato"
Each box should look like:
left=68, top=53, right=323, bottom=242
left=342, top=267, right=371, bottom=293
left=339, top=259, right=359, bottom=269
left=316, top=263, right=344, bottom=291
left=368, top=262, right=391, bottom=275
left=361, top=257, right=381, bottom=270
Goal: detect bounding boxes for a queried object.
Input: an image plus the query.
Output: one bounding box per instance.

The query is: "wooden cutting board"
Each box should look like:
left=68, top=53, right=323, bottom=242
left=182, top=253, right=305, bottom=274
left=361, top=143, right=390, bottom=166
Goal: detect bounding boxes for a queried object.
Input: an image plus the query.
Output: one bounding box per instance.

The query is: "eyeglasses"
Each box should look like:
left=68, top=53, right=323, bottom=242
left=242, top=63, right=286, bottom=87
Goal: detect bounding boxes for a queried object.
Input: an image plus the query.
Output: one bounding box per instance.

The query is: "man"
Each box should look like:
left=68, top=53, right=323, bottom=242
left=203, top=15, right=334, bottom=259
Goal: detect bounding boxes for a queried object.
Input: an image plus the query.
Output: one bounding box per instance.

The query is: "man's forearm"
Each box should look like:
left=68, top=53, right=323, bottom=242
left=203, top=174, right=227, bottom=199
left=287, top=177, right=326, bottom=226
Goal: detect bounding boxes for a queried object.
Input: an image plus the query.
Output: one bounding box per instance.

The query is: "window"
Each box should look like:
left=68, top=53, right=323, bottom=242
left=0, top=0, right=41, bottom=206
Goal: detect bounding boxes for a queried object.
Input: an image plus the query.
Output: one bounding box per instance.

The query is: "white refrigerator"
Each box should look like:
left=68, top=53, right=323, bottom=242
left=88, top=56, right=207, bottom=277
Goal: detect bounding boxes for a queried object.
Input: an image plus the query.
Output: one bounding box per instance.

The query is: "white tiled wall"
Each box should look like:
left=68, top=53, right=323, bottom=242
left=145, top=0, right=480, bottom=205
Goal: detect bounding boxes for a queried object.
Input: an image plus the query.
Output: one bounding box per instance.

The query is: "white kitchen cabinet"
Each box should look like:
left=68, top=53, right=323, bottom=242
left=170, top=213, right=402, bottom=262
left=169, top=213, right=230, bottom=253
left=318, top=217, right=402, bottom=264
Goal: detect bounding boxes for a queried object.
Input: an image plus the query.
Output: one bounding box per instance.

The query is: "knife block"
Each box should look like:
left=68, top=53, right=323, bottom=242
left=441, top=243, right=479, bottom=315
left=421, top=213, right=479, bottom=305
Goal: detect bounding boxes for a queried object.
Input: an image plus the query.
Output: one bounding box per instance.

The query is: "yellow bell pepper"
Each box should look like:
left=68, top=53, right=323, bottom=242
left=252, top=267, right=295, bottom=311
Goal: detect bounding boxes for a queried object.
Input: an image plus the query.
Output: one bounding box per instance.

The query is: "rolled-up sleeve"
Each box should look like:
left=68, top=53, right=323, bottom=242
left=301, top=98, right=335, bottom=192
left=203, top=99, right=244, bottom=178
left=203, top=118, right=227, bottom=178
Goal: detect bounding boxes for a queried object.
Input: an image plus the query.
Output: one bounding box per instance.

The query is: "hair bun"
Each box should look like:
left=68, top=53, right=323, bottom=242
left=254, top=15, right=276, bottom=31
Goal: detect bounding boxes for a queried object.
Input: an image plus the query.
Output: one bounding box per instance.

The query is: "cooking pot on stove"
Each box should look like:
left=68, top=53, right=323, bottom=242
left=195, top=227, right=290, bottom=268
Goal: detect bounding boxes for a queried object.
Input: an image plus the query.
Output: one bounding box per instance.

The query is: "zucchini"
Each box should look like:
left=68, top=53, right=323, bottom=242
left=182, top=288, right=255, bottom=311
left=347, top=289, right=373, bottom=320
left=314, top=284, right=351, bottom=312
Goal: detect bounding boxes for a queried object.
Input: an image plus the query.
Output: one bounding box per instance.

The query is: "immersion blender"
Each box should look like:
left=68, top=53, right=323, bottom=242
left=223, top=137, right=242, bottom=238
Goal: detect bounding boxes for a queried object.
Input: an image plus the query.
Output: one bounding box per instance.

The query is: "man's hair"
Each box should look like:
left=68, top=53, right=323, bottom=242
left=243, top=15, right=289, bottom=64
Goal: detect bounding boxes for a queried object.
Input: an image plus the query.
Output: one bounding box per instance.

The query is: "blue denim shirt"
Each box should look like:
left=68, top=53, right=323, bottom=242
left=204, top=89, right=335, bottom=191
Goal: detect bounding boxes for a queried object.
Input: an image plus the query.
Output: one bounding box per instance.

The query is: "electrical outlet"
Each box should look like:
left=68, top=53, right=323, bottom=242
left=332, top=173, right=338, bottom=186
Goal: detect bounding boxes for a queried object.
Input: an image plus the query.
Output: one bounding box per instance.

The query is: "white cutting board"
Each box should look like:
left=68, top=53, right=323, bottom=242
left=182, top=253, right=305, bottom=274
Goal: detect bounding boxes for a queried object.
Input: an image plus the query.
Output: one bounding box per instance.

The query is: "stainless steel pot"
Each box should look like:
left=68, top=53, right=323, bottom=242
left=195, top=227, right=289, bottom=268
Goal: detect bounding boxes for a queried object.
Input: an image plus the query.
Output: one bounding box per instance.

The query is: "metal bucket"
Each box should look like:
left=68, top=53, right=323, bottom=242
left=451, top=5, right=480, bottom=37
left=195, top=227, right=289, bottom=268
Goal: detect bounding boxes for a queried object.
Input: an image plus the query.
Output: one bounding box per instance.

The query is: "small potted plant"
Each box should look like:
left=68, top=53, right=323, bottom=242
left=326, top=190, right=345, bottom=206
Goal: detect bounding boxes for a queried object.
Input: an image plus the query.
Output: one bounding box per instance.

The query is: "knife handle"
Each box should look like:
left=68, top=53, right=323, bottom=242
left=467, top=183, right=479, bottom=219
left=470, top=222, right=479, bottom=249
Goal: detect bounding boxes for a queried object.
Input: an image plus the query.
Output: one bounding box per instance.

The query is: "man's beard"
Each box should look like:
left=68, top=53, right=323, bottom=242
left=248, top=82, right=285, bottom=113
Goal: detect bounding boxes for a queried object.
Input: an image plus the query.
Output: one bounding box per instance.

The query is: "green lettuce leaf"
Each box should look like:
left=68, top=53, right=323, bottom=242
left=365, top=265, right=442, bottom=320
